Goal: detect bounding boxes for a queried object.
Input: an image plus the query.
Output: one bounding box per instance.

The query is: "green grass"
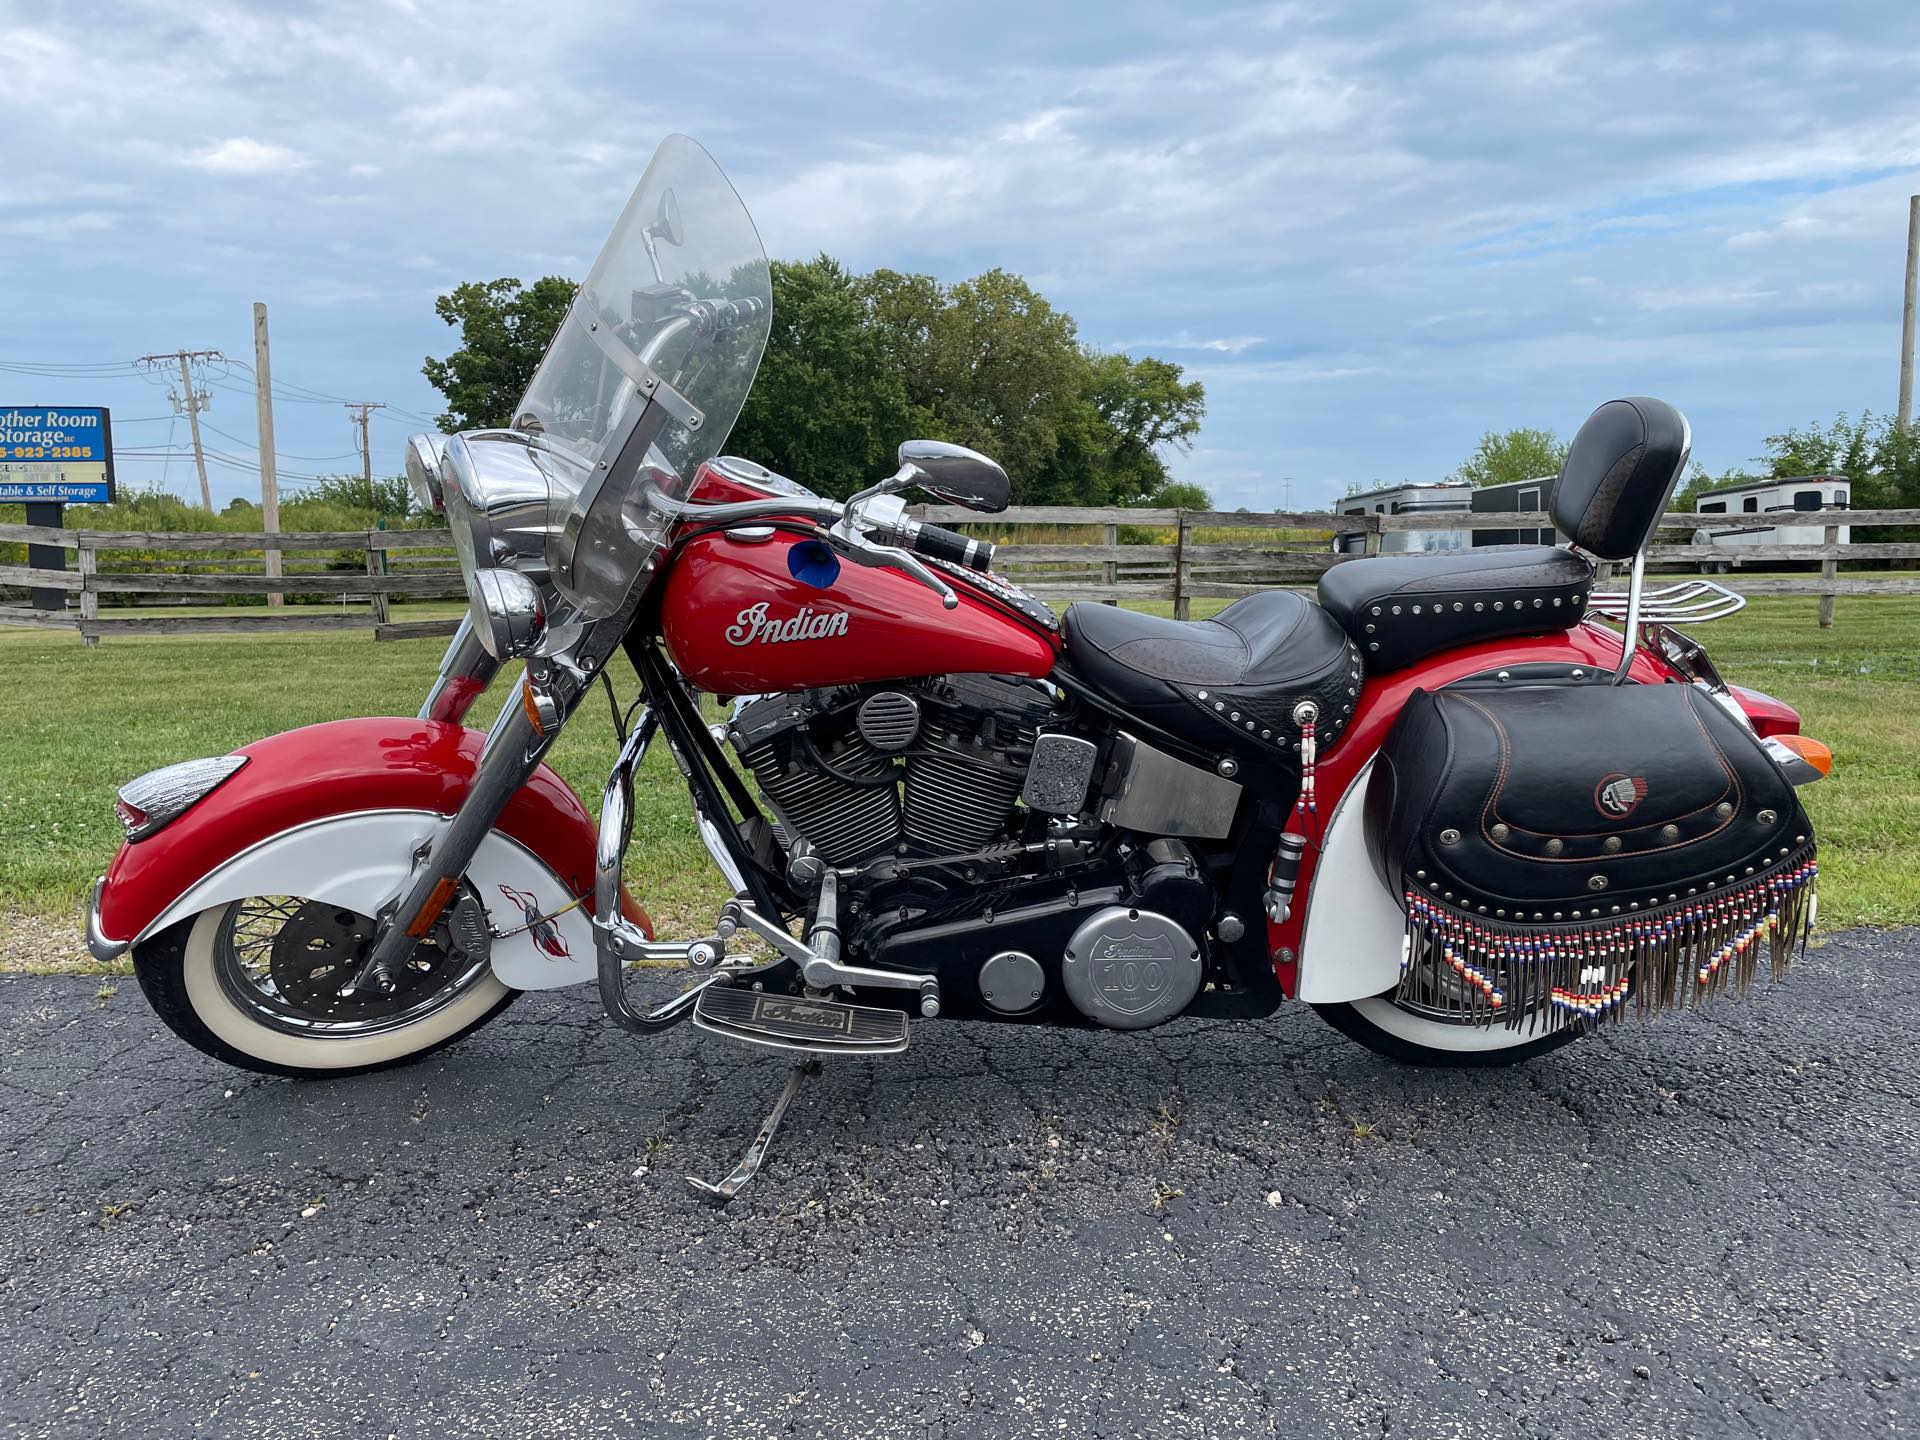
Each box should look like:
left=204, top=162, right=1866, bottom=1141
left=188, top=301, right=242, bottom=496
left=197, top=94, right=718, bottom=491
left=2, top=589, right=1915, bottom=972
left=0, top=615, right=718, bottom=953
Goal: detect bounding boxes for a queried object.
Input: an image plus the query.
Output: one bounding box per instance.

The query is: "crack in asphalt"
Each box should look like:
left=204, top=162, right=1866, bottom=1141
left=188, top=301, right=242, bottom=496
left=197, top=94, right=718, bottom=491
left=1, top=928, right=1916, bottom=1438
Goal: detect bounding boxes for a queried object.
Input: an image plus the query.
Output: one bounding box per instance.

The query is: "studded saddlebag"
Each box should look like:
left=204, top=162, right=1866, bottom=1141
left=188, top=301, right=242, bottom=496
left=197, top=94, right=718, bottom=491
left=1368, top=680, right=1815, bottom=1028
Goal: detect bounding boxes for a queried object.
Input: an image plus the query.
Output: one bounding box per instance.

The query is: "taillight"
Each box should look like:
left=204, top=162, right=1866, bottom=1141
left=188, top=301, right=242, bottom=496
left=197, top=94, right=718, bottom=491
left=113, top=798, right=150, bottom=836
left=1775, top=733, right=1833, bottom=777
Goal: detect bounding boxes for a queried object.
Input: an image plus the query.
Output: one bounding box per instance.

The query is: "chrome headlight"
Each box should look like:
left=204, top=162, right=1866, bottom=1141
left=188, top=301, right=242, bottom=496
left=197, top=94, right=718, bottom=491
left=440, top=432, right=559, bottom=571
left=469, top=566, right=547, bottom=659
left=115, top=755, right=248, bottom=841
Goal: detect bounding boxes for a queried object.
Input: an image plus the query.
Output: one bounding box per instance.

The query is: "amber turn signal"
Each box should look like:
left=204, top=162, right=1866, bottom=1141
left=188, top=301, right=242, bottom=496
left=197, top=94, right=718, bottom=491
left=1775, top=733, right=1833, bottom=776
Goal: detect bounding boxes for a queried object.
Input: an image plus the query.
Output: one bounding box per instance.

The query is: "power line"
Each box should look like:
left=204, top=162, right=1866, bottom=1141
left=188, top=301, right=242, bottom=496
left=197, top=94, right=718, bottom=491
left=136, top=349, right=225, bottom=512
left=343, top=402, right=387, bottom=486
left=198, top=418, right=359, bottom=463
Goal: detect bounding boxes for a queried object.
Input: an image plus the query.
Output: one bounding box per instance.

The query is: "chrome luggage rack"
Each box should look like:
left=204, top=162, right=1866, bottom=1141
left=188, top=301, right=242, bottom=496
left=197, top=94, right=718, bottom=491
left=1586, top=576, right=1746, bottom=626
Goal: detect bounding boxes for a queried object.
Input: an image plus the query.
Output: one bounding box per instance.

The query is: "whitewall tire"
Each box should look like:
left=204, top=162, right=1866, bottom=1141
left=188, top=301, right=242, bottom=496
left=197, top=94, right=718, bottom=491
left=134, top=899, right=516, bottom=1079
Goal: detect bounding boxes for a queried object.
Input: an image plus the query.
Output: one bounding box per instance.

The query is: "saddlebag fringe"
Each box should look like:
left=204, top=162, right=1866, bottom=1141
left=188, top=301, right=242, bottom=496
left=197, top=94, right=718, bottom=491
left=1396, top=845, right=1817, bottom=1031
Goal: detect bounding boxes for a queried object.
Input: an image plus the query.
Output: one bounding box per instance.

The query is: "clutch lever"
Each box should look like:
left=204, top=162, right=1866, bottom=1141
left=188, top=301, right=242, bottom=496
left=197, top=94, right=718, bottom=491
left=833, top=530, right=959, bottom=609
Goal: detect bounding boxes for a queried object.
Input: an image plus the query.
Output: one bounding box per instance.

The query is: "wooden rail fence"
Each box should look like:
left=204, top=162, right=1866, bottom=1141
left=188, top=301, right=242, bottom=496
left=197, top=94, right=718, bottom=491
left=4, top=507, right=1918, bottom=645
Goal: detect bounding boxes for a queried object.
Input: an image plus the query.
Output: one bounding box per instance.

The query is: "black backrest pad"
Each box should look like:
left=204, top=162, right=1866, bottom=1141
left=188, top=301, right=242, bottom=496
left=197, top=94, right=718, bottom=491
left=1551, top=397, right=1691, bottom=560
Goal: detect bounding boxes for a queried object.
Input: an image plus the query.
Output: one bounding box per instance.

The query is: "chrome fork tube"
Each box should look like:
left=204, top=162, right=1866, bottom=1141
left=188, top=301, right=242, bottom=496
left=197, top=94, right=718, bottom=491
left=418, top=613, right=502, bottom=725
left=346, top=672, right=552, bottom=993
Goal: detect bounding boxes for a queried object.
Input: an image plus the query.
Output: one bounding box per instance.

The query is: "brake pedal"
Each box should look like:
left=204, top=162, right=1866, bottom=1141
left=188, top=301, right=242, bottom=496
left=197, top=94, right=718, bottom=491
left=692, top=985, right=910, bottom=1055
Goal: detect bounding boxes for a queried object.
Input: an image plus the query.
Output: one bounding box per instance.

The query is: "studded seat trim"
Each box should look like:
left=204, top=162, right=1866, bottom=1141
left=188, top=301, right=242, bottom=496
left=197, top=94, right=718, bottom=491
left=1316, top=544, right=1595, bottom=672
left=1062, top=592, right=1360, bottom=762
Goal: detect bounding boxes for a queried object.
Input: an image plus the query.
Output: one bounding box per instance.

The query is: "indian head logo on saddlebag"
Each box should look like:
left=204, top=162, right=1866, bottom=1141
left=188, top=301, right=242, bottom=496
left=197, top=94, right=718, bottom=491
left=1594, top=773, right=1649, bottom=819
left=724, top=601, right=849, bottom=647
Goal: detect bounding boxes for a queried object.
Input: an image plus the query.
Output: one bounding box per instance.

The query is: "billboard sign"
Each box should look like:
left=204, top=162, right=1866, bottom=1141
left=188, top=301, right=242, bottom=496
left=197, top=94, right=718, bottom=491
left=0, top=406, right=115, bottom=503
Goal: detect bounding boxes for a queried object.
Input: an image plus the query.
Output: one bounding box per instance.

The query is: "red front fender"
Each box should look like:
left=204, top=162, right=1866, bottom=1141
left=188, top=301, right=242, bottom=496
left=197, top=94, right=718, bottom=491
left=95, top=717, right=639, bottom=948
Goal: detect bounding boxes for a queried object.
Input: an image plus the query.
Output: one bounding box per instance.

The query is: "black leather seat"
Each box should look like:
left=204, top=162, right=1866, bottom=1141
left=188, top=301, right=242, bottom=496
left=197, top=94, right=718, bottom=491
left=1317, top=544, right=1593, bottom=673
left=1062, top=592, right=1361, bottom=760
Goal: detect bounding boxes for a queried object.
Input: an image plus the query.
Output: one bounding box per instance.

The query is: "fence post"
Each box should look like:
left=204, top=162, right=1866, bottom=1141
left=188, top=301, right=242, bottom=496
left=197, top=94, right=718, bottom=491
left=77, top=539, right=98, bottom=649
left=1102, top=521, right=1118, bottom=606
left=1819, top=522, right=1839, bottom=628
left=1363, top=515, right=1382, bottom=556
left=1172, top=511, right=1191, bottom=619
left=366, top=532, right=391, bottom=629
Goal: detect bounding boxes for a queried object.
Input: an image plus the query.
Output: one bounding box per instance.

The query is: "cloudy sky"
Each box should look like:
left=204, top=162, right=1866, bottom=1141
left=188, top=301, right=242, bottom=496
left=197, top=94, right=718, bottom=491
left=4, top=0, right=1918, bottom=510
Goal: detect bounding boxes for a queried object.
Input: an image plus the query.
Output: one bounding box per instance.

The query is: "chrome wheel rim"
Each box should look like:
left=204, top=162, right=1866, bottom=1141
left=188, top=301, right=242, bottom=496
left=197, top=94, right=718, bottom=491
left=213, top=895, right=492, bottom=1038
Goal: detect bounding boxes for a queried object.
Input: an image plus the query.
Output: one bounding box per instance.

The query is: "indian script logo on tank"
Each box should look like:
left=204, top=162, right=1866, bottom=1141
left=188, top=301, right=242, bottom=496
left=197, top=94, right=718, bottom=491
left=724, top=600, right=850, bottom=647
left=1594, top=773, right=1650, bottom=819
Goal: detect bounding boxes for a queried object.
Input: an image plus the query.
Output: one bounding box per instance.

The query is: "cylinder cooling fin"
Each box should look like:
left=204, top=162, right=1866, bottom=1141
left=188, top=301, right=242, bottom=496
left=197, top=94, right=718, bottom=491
left=727, top=674, right=1058, bottom=869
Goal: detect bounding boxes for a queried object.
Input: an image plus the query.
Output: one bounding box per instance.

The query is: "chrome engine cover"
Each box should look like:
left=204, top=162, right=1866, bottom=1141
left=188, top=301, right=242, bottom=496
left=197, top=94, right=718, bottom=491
left=1060, top=906, right=1202, bottom=1030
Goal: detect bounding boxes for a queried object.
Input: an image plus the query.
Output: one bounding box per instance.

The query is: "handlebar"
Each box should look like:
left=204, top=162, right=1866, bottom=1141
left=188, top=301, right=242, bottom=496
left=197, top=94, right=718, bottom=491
left=901, top=519, right=994, bottom=573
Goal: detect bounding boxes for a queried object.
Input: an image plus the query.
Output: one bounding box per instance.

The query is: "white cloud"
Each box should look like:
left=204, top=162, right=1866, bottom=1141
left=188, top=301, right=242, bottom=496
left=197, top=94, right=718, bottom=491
left=188, top=137, right=309, bottom=175
left=1123, top=331, right=1266, bottom=355
left=5, top=0, right=1920, bottom=503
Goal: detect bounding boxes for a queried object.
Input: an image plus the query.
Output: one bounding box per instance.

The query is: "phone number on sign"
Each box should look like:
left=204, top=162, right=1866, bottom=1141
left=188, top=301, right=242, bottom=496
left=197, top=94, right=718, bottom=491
left=0, top=445, right=98, bottom=461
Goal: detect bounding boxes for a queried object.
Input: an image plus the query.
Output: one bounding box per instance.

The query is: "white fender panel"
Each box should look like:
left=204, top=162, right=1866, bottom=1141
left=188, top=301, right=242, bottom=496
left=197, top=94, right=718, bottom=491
left=1294, top=759, right=1408, bottom=1004
left=134, top=809, right=597, bottom=990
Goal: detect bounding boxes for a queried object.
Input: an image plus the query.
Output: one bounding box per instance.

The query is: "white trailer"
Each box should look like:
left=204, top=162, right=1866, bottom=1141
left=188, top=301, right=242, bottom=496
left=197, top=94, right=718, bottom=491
left=1332, top=481, right=1472, bottom=555
left=1692, top=475, right=1851, bottom=548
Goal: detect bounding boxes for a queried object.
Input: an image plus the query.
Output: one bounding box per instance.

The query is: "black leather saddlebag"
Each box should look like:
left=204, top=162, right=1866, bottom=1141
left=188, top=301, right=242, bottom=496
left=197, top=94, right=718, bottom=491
left=1368, top=680, right=1816, bottom=1028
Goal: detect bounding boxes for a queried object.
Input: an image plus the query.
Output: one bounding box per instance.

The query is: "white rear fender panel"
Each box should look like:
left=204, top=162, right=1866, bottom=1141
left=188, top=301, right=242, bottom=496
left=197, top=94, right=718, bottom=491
left=134, top=809, right=596, bottom=990
left=1294, top=759, right=1408, bottom=1004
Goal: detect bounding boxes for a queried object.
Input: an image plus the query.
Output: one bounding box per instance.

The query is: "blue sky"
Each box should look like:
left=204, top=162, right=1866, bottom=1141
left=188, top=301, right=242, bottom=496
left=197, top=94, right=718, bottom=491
left=4, top=0, right=1918, bottom=510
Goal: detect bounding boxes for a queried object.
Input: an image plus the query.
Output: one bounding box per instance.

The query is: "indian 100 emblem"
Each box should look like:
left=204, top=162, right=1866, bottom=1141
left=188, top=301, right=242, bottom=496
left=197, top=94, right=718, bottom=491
left=1092, top=931, right=1172, bottom=1015
left=1594, top=773, right=1649, bottom=819
left=725, top=600, right=850, bottom=647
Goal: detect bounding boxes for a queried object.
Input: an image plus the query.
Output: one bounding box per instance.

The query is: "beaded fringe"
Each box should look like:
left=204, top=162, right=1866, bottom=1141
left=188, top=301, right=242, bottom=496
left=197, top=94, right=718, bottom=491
left=1396, top=847, right=1817, bottom=1031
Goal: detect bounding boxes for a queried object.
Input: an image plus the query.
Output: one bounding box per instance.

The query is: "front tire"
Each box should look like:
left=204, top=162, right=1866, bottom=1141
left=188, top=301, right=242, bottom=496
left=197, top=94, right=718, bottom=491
left=1312, top=993, right=1585, bottom=1068
left=134, top=898, right=516, bottom=1079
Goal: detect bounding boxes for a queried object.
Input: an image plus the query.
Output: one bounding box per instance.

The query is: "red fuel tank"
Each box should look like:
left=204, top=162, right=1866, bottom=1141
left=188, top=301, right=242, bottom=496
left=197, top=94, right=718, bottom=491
left=660, top=529, right=1058, bottom=693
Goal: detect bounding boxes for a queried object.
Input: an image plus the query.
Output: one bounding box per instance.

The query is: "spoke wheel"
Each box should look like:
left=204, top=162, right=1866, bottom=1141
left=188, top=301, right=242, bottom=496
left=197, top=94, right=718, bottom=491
left=213, top=895, right=492, bottom=1039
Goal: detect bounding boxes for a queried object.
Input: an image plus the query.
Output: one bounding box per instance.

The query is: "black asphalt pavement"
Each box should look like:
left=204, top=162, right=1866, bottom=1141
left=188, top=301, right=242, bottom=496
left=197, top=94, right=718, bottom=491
left=2, top=929, right=1915, bottom=1439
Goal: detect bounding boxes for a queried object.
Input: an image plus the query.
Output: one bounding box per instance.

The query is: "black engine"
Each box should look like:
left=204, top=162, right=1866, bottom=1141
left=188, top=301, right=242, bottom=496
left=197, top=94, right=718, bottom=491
left=726, top=674, right=1237, bottom=1027
left=729, top=673, right=1056, bottom=869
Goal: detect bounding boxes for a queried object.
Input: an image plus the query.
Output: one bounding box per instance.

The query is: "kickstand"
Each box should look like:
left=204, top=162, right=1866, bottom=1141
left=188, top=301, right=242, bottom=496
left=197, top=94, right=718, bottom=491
left=686, top=1058, right=821, bottom=1206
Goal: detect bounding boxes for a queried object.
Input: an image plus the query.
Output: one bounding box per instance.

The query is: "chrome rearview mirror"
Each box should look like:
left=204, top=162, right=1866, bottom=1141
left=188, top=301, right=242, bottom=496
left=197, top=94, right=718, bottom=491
left=639, top=188, right=685, bottom=285
left=650, top=188, right=684, bottom=246
left=896, top=439, right=1009, bottom=513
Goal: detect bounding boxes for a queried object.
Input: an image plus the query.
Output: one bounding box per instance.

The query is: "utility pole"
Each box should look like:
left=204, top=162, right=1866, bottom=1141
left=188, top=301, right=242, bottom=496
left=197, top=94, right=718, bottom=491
left=252, top=303, right=284, bottom=607
left=344, top=401, right=387, bottom=487
left=1900, top=194, right=1919, bottom=432
left=136, top=349, right=222, bottom=511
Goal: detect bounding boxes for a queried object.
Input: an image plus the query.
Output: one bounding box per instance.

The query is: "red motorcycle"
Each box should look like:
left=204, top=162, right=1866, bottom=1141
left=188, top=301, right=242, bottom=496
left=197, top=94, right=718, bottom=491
left=87, top=136, right=1828, bottom=1200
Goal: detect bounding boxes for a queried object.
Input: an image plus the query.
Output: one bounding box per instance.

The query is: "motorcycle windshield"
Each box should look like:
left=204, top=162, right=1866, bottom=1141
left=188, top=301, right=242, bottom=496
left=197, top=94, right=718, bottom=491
left=517, top=134, right=771, bottom=614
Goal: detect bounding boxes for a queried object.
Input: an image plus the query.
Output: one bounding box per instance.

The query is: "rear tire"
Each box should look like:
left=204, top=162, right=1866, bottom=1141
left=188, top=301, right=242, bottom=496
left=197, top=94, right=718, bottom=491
left=133, top=900, right=517, bottom=1080
left=1312, top=993, right=1585, bottom=1068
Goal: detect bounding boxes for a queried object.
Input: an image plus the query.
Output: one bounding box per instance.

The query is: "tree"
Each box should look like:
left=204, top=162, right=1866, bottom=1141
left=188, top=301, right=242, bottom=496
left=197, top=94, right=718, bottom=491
left=727, top=256, right=911, bottom=499
left=422, top=259, right=1208, bottom=507
left=1451, top=427, right=1568, bottom=488
left=1152, top=481, right=1213, bottom=510
left=422, top=276, right=577, bottom=431
left=299, top=472, right=420, bottom=520
left=1757, top=411, right=1919, bottom=510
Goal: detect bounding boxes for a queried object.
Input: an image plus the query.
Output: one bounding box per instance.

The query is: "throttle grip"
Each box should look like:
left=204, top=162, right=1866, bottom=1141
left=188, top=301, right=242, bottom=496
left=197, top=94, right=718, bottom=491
left=911, top=522, right=993, bottom=572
